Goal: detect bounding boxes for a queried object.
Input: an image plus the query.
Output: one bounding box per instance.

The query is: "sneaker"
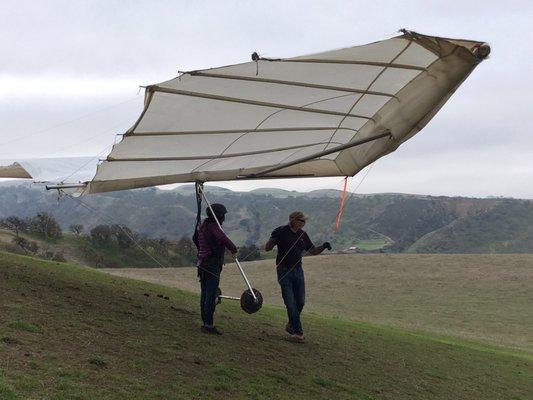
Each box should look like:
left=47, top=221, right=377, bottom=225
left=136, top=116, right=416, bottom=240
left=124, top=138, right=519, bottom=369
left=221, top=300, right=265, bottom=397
left=200, top=326, right=223, bottom=335
left=285, top=323, right=295, bottom=335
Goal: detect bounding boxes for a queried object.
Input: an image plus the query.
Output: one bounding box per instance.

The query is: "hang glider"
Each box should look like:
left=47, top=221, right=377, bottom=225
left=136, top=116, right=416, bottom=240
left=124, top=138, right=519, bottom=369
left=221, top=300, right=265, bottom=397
left=0, top=30, right=490, bottom=195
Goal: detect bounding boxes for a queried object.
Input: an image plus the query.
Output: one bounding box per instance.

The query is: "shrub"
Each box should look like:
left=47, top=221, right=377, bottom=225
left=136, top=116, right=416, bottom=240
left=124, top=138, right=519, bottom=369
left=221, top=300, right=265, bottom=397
left=111, top=225, right=135, bottom=249
left=69, top=224, right=84, bottom=236
left=52, top=251, right=67, bottom=262
left=81, top=246, right=105, bottom=267
left=90, top=225, right=113, bottom=246
left=11, top=237, right=39, bottom=254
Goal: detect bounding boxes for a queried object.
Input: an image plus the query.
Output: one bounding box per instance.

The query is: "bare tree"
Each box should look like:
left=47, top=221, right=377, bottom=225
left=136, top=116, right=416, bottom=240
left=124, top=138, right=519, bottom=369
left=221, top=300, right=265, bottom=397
left=29, top=213, right=62, bottom=239
left=1, top=216, right=27, bottom=237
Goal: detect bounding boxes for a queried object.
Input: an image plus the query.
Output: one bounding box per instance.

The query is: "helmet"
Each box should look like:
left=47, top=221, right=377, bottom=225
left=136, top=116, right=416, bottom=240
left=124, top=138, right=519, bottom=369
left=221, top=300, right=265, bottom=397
left=206, top=203, right=228, bottom=219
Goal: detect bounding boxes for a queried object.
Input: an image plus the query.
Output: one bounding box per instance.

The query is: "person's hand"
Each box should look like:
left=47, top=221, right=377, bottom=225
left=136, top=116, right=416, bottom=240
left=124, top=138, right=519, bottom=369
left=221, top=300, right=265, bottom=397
left=322, top=242, right=332, bottom=251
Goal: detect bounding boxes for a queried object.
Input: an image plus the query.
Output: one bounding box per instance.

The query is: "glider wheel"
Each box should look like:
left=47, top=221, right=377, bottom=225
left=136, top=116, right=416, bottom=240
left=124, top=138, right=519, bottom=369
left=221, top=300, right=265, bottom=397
left=240, top=288, right=263, bottom=314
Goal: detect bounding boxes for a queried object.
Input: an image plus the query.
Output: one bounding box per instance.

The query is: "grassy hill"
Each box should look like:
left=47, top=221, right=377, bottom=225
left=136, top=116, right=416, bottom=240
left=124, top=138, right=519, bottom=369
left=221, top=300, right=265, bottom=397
left=0, top=228, right=193, bottom=269
left=105, top=253, right=533, bottom=353
left=1, top=252, right=532, bottom=399
left=408, top=200, right=533, bottom=253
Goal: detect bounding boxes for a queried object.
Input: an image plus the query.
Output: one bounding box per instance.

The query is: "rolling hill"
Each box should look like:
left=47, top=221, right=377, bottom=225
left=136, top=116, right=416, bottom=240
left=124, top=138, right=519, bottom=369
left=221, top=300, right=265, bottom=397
left=0, top=182, right=532, bottom=253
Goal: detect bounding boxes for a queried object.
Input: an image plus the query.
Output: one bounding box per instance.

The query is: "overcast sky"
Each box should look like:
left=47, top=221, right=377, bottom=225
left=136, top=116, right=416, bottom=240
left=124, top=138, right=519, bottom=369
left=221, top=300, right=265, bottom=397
left=1, top=0, right=531, bottom=198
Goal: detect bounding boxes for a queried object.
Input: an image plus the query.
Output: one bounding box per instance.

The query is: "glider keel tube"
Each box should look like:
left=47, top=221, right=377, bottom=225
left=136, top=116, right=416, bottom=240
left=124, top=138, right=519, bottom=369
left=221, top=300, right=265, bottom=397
left=46, top=183, right=88, bottom=190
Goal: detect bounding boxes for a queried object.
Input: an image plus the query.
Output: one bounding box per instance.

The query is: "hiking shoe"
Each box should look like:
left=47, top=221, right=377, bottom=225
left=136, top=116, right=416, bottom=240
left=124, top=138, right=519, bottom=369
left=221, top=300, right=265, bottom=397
left=200, top=326, right=223, bottom=335
left=287, top=333, right=305, bottom=343
left=285, top=323, right=295, bottom=335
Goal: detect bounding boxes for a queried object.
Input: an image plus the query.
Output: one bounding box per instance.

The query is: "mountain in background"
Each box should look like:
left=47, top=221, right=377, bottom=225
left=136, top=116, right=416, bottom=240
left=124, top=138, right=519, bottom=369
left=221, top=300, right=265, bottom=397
left=0, top=181, right=531, bottom=253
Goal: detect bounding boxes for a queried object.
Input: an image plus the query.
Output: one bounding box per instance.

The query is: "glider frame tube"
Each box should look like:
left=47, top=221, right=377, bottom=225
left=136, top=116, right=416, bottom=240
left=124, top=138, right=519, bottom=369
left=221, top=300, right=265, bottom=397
left=239, top=130, right=391, bottom=179
left=219, top=295, right=241, bottom=301
left=196, top=182, right=258, bottom=302
left=46, top=183, right=87, bottom=190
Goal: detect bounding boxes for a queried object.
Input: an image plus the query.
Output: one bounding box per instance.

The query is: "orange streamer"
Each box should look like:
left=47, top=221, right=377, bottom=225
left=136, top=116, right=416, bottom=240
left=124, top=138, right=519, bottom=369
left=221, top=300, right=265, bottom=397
left=335, top=177, right=349, bottom=231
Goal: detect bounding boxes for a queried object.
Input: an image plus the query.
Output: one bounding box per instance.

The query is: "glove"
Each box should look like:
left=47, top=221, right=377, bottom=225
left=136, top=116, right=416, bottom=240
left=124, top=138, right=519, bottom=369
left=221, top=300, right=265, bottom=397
left=322, top=242, right=332, bottom=251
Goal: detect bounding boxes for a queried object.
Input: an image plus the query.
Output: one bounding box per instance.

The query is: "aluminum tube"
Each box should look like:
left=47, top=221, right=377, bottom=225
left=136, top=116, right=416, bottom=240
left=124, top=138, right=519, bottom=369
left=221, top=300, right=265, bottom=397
left=219, top=295, right=241, bottom=301
left=46, top=183, right=87, bottom=190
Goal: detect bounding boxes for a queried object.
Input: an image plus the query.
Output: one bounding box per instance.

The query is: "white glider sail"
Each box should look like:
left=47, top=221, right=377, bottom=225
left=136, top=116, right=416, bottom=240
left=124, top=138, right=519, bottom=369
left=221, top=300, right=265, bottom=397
left=0, top=157, right=98, bottom=185
left=0, top=30, right=490, bottom=195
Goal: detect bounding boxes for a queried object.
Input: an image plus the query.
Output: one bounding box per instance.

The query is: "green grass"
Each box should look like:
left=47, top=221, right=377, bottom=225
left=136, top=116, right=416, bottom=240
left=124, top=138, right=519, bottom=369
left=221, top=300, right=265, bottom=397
left=353, top=239, right=391, bottom=250
left=1, top=252, right=532, bottom=399
left=8, top=321, right=42, bottom=333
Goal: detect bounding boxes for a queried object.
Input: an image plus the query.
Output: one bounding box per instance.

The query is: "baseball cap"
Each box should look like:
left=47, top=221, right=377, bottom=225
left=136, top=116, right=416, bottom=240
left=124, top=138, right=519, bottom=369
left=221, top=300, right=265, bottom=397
left=289, top=211, right=308, bottom=221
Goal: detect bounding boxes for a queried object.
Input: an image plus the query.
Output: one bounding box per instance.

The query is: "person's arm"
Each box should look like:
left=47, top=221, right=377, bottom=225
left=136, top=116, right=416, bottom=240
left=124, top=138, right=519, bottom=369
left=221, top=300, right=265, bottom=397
left=265, top=227, right=280, bottom=251
left=208, top=223, right=238, bottom=254
left=308, top=243, right=329, bottom=255
left=265, top=238, right=276, bottom=252
left=305, top=232, right=331, bottom=255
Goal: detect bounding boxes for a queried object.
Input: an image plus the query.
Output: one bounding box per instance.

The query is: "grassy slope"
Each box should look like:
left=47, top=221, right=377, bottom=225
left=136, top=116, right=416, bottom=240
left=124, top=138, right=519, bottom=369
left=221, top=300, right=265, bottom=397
left=0, top=229, right=186, bottom=269
left=1, top=252, right=532, bottom=400
left=105, top=254, right=533, bottom=353
left=408, top=200, right=533, bottom=253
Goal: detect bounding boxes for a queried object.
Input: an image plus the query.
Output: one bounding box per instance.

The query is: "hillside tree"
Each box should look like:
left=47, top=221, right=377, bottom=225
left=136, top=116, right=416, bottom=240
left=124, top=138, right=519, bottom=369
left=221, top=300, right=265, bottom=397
left=90, top=225, right=113, bottom=246
left=1, top=216, right=27, bottom=237
left=29, top=212, right=62, bottom=239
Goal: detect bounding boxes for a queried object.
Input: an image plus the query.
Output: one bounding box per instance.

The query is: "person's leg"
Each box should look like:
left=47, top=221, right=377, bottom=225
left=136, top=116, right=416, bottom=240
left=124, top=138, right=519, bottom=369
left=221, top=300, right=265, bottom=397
left=292, top=267, right=306, bottom=335
left=278, top=267, right=299, bottom=333
left=199, top=271, right=208, bottom=326
left=202, top=266, right=220, bottom=328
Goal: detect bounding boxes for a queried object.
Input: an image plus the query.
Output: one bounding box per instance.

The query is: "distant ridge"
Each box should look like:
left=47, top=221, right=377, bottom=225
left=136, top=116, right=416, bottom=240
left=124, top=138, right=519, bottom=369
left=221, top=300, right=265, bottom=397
left=1, top=183, right=532, bottom=253
left=168, top=184, right=232, bottom=194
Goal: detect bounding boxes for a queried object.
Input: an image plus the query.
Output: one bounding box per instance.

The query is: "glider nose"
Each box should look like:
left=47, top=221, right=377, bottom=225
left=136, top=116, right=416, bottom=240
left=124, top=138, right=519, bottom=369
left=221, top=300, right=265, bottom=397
left=474, top=43, right=491, bottom=60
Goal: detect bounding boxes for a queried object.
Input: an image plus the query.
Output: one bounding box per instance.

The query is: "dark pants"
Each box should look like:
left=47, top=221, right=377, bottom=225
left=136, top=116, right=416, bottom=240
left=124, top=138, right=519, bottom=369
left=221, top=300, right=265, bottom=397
left=277, top=265, right=305, bottom=335
left=199, top=264, right=221, bottom=327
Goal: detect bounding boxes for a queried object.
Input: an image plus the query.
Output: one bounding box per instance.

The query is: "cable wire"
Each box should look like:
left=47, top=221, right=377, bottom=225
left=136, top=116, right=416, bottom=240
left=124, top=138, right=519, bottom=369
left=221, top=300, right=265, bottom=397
left=0, top=97, right=140, bottom=149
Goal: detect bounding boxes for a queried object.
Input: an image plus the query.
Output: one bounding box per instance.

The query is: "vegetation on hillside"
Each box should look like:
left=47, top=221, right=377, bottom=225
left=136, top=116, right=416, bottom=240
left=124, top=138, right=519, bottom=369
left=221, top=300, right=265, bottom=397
left=0, top=183, right=532, bottom=253
left=0, top=212, right=264, bottom=268
left=0, top=213, right=197, bottom=268
left=408, top=200, right=533, bottom=253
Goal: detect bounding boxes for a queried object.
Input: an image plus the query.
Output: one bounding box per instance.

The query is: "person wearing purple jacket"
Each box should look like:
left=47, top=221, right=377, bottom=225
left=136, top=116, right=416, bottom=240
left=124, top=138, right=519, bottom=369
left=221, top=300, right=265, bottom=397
left=193, top=203, right=238, bottom=335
